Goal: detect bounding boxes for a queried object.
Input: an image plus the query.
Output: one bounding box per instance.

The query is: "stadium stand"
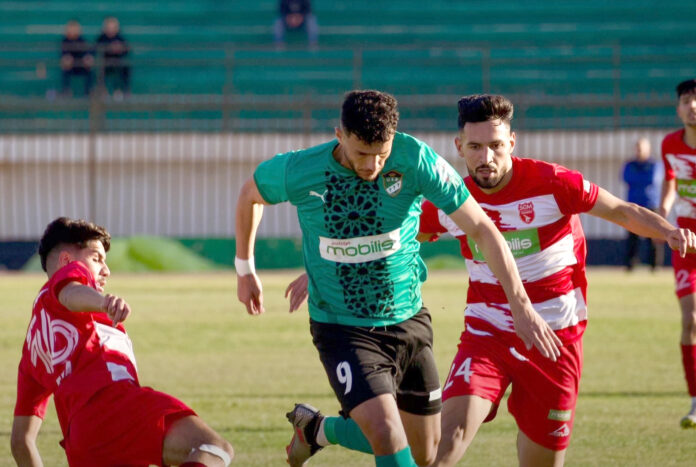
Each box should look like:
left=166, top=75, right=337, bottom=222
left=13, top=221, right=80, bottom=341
left=0, top=0, right=694, bottom=130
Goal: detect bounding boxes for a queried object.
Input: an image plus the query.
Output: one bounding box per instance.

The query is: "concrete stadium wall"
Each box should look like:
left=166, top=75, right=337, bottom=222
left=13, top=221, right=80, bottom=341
left=0, top=129, right=673, bottom=242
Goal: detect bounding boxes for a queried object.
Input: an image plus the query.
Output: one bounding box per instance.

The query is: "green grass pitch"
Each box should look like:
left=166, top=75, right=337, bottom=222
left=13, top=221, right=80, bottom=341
left=1, top=268, right=693, bottom=466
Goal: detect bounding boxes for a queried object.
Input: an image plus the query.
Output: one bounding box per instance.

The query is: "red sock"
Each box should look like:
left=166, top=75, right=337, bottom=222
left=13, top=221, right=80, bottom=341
left=180, top=463, right=206, bottom=467
left=681, top=344, right=696, bottom=396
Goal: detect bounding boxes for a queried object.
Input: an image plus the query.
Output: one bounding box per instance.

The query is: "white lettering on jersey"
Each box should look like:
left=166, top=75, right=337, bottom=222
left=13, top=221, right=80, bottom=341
left=549, top=424, right=571, bottom=437
left=94, top=322, right=138, bottom=370
left=319, top=228, right=401, bottom=263
left=106, top=362, right=135, bottom=382
left=26, top=308, right=79, bottom=376
left=583, top=179, right=591, bottom=193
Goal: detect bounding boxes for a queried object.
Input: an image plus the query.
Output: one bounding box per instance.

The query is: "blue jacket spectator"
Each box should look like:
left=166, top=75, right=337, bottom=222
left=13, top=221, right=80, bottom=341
left=622, top=137, right=663, bottom=270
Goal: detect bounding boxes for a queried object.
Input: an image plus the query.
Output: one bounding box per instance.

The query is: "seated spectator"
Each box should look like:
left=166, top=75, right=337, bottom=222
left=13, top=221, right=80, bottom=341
left=96, top=17, right=130, bottom=99
left=274, top=0, right=318, bottom=49
left=60, top=20, right=94, bottom=97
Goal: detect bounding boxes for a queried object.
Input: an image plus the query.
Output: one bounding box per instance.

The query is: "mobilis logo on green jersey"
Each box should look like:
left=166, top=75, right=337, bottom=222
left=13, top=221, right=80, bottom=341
left=319, top=228, right=402, bottom=263
left=468, top=228, right=541, bottom=261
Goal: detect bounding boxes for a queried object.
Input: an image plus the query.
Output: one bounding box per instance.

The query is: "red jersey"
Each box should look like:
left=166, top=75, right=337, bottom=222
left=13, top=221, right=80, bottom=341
left=420, top=157, right=599, bottom=343
left=662, top=129, right=696, bottom=231
left=14, top=261, right=139, bottom=437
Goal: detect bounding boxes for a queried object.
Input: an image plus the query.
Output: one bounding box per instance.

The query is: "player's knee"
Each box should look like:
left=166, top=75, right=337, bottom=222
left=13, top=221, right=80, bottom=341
left=364, top=420, right=407, bottom=453
left=193, top=441, right=234, bottom=466
left=412, top=439, right=439, bottom=467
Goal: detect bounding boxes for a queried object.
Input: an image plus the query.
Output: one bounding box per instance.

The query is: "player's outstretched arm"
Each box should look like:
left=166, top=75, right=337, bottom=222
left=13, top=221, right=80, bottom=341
left=235, top=177, right=268, bottom=315
left=588, top=187, right=696, bottom=257
left=58, top=283, right=131, bottom=326
left=448, top=197, right=561, bottom=361
left=11, top=415, right=43, bottom=467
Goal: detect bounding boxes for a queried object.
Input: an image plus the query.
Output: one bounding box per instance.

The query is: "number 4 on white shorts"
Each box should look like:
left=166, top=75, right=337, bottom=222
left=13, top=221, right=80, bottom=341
left=444, top=357, right=473, bottom=391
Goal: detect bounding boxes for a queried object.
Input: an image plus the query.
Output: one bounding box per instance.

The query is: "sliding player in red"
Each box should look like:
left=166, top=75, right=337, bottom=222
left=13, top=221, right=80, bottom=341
left=11, top=217, right=234, bottom=467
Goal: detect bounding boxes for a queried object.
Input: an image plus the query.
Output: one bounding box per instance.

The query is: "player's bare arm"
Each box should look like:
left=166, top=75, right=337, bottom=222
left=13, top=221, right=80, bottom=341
left=235, top=177, right=268, bottom=315
left=447, top=196, right=562, bottom=360
left=589, top=187, right=696, bottom=257
left=659, top=177, right=677, bottom=218
left=58, top=282, right=131, bottom=326
left=10, top=415, right=43, bottom=467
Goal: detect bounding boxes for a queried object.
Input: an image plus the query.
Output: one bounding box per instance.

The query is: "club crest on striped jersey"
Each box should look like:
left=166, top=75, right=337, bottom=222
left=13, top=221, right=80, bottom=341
left=382, top=170, right=403, bottom=197
left=518, top=201, right=535, bottom=224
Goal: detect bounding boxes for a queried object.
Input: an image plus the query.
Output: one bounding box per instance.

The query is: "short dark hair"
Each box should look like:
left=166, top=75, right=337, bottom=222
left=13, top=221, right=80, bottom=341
left=677, top=79, right=696, bottom=98
left=457, top=94, right=514, bottom=130
left=340, top=90, right=399, bottom=144
left=38, top=217, right=111, bottom=272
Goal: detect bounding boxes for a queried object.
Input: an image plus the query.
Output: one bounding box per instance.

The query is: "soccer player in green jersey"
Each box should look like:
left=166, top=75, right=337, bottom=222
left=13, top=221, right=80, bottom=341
left=235, top=90, right=561, bottom=467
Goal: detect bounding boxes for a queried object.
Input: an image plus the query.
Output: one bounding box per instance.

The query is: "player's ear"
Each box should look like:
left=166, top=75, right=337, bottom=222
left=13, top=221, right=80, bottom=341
left=454, top=135, right=463, bottom=154
left=57, top=250, right=72, bottom=268
left=509, top=131, right=516, bottom=152
left=335, top=126, right=343, bottom=142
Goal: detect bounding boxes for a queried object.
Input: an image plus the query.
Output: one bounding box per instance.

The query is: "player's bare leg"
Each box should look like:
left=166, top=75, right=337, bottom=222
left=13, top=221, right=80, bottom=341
left=349, top=394, right=410, bottom=455
left=162, top=415, right=234, bottom=466
left=430, top=395, right=492, bottom=467
left=516, top=431, right=565, bottom=467
left=678, top=293, right=696, bottom=428
left=399, top=410, right=440, bottom=466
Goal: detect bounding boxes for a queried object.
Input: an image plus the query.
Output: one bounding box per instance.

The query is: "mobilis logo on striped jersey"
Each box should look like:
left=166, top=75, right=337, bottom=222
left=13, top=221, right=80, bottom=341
left=468, top=228, right=541, bottom=261
left=319, top=228, right=402, bottom=263
left=677, top=179, right=696, bottom=198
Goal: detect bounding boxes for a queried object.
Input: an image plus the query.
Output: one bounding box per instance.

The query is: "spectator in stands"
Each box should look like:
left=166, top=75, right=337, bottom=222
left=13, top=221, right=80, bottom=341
left=96, top=16, right=131, bottom=100
left=622, top=137, right=663, bottom=270
left=274, top=0, right=319, bottom=49
left=60, top=20, right=94, bottom=97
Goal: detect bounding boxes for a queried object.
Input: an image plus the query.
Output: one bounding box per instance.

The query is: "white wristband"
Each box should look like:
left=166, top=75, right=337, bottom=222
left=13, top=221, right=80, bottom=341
left=235, top=256, right=256, bottom=276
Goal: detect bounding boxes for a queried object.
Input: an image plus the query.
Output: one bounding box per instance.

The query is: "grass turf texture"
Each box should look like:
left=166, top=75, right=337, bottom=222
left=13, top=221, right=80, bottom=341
left=0, top=267, right=693, bottom=466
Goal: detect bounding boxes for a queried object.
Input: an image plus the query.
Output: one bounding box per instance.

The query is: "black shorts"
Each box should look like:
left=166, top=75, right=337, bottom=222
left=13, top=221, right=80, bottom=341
left=310, top=307, right=442, bottom=416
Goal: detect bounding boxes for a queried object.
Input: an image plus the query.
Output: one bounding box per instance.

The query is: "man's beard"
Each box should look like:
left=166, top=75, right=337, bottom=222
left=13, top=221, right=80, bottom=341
left=470, top=166, right=504, bottom=189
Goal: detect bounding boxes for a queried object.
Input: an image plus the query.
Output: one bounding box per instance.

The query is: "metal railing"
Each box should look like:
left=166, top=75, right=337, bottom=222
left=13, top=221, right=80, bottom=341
left=0, top=42, right=691, bottom=132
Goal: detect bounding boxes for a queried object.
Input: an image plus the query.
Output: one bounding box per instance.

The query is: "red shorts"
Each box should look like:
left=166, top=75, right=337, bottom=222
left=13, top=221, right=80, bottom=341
left=63, top=381, right=196, bottom=467
left=442, top=320, right=583, bottom=451
left=671, top=250, right=696, bottom=298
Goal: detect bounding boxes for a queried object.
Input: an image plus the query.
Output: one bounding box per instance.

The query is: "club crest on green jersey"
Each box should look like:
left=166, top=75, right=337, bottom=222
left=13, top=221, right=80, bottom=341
left=382, top=170, right=403, bottom=197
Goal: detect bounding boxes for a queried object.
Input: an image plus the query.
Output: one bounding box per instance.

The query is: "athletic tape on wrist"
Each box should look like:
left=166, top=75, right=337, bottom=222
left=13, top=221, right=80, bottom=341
left=192, top=444, right=232, bottom=467
left=234, top=256, right=256, bottom=276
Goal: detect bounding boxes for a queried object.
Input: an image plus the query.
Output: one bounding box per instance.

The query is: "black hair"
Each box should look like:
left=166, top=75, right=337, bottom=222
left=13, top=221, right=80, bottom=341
left=676, top=79, right=696, bottom=98
left=457, top=94, right=514, bottom=130
left=38, top=217, right=111, bottom=272
left=340, top=90, right=399, bottom=144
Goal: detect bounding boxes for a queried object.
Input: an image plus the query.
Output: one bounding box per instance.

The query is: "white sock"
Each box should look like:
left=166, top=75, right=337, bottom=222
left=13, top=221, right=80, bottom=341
left=690, top=397, right=696, bottom=412
left=315, top=418, right=330, bottom=446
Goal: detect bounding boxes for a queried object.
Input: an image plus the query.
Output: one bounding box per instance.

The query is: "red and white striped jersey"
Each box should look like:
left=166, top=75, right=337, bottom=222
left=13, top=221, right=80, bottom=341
left=14, top=261, right=139, bottom=437
left=420, top=157, right=599, bottom=343
left=662, top=129, right=696, bottom=231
